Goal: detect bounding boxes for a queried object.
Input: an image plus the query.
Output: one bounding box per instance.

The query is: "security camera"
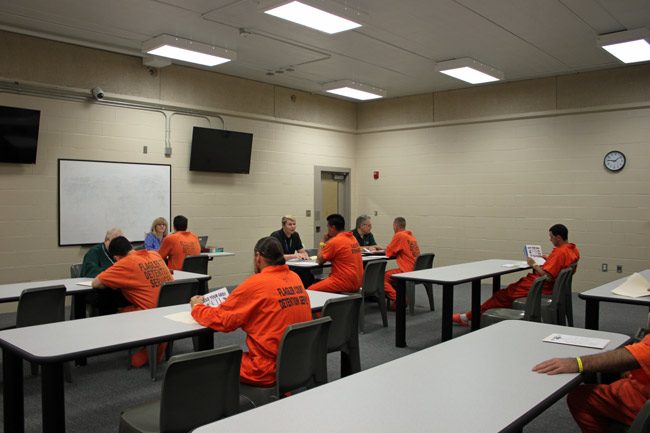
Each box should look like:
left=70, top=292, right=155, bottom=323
left=91, top=87, right=104, bottom=100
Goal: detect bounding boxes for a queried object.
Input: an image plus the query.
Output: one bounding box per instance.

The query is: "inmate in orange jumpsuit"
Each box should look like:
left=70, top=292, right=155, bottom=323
left=567, top=335, right=650, bottom=432
left=465, top=242, right=580, bottom=320
left=191, top=264, right=312, bottom=386
left=383, top=230, right=420, bottom=301
left=309, top=231, right=363, bottom=294
left=157, top=231, right=201, bottom=271
left=97, top=249, right=173, bottom=311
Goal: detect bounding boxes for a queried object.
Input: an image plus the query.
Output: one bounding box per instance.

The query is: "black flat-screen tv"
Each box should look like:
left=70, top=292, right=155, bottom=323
left=0, top=105, right=41, bottom=164
left=189, top=127, right=253, bottom=174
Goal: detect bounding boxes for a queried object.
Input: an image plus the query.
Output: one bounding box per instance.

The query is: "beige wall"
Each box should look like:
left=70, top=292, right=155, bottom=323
left=1, top=30, right=649, bottom=299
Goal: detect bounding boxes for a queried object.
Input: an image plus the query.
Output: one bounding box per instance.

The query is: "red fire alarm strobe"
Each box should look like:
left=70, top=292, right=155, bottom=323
left=373, top=171, right=379, bottom=180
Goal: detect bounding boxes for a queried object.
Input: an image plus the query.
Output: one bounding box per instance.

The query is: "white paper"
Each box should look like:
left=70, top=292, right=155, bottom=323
left=612, top=273, right=650, bottom=298
left=203, top=287, right=230, bottom=307
left=287, top=260, right=318, bottom=268
left=543, top=333, right=610, bottom=349
left=524, top=244, right=546, bottom=265
left=75, top=280, right=93, bottom=287
left=164, top=311, right=198, bottom=325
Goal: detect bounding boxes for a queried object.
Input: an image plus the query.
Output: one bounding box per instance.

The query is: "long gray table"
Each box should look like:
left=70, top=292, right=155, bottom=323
left=391, top=259, right=530, bottom=346
left=194, top=320, right=629, bottom=433
left=287, top=254, right=391, bottom=269
left=579, top=269, right=650, bottom=330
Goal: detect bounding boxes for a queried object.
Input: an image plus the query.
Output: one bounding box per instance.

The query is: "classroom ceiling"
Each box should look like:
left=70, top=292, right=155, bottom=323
left=1, top=0, right=649, bottom=100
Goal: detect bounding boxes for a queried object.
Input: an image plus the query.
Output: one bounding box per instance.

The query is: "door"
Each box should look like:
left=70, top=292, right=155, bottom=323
left=313, top=166, right=351, bottom=248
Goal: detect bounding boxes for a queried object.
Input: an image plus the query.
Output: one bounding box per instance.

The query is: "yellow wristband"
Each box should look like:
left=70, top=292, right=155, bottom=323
left=319, top=242, right=326, bottom=247
left=576, top=356, right=584, bottom=373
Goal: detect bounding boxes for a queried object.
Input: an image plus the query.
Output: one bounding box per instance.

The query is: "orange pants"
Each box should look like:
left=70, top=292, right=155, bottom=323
left=383, top=268, right=402, bottom=301
left=310, top=276, right=359, bottom=294
left=567, top=382, right=641, bottom=432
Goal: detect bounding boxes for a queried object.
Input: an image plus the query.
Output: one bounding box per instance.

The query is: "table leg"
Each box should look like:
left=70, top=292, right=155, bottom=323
left=41, top=363, right=65, bottom=433
left=441, top=284, right=454, bottom=342
left=471, top=280, right=481, bottom=331
left=195, top=331, right=215, bottom=351
left=492, top=275, right=501, bottom=294
left=3, top=349, right=24, bottom=433
left=395, top=279, right=407, bottom=347
left=584, top=299, right=600, bottom=330
left=198, top=280, right=209, bottom=296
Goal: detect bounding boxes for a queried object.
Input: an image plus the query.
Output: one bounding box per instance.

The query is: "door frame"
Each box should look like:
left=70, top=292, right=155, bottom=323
left=313, top=165, right=351, bottom=248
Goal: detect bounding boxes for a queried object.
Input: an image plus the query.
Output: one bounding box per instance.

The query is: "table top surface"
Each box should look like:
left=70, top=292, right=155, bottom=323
left=0, top=270, right=211, bottom=302
left=579, top=269, right=650, bottom=304
left=392, top=259, right=529, bottom=284
left=0, top=289, right=343, bottom=362
left=201, top=251, right=235, bottom=257
left=288, top=255, right=390, bottom=268
left=194, top=320, right=628, bottom=433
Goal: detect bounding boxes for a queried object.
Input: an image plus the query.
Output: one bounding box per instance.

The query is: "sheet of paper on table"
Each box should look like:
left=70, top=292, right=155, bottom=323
left=164, top=311, right=198, bottom=325
left=612, top=273, right=650, bottom=298
left=543, top=333, right=610, bottom=349
left=75, top=280, right=93, bottom=287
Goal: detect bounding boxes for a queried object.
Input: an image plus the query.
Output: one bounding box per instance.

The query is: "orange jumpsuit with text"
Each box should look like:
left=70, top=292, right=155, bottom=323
left=466, top=242, right=580, bottom=320
left=309, top=231, right=363, bottom=294
left=191, top=264, right=312, bottom=386
left=383, top=230, right=421, bottom=301
left=158, top=231, right=201, bottom=271
left=96, top=249, right=173, bottom=311
left=567, top=335, right=650, bottom=432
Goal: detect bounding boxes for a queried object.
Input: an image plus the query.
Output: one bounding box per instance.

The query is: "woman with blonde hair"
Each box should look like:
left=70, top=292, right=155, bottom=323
left=144, top=217, right=168, bottom=251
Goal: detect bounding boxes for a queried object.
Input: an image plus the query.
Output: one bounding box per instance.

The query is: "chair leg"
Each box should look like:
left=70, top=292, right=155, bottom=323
left=30, top=362, right=39, bottom=376
left=63, top=362, right=73, bottom=384
left=148, top=345, right=157, bottom=381
left=424, top=283, right=435, bottom=311
left=340, top=346, right=361, bottom=377
left=359, top=297, right=365, bottom=333
left=406, top=281, right=415, bottom=315
left=566, top=291, right=574, bottom=327
left=377, top=295, right=388, bottom=327
left=165, top=341, right=174, bottom=360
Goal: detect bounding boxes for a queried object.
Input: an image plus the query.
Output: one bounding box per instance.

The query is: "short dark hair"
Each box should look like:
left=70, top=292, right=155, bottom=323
left=549, top=224, right=568, bottom=240
left=254, top=237, right=286, bottom=266
left=108, top=236, right=132, bottom=257
left=394, top=217, right=406, bottom=229
left=173, top=215, right=188, bottom=231
left=326, top=214, right=345, bottom=231
left=355, top=215, right=370, bottom=229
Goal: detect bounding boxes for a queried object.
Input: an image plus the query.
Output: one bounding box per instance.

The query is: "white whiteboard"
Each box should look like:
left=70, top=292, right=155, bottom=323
left=58, top=159, right=171, bottom=246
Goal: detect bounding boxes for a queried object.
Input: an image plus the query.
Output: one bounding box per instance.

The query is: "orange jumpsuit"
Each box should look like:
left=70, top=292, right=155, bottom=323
left=466, top=242, right=580, bottom=320
left=309, top=231, right=363, bottom=294
left=567, top=335, right=650, bottom=432
left=158, top=231, right=201, bottom=271
left=383, top=230, right=420, bottom=301
left=96, top=249, right=173, bottom=311
left=191, top=264, right=312, bottom=386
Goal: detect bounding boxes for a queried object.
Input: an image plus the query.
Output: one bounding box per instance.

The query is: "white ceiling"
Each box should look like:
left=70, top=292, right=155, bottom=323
left=1, top=0, right=649, bottom=100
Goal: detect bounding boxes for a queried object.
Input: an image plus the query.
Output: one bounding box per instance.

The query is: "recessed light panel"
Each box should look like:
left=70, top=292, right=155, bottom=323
left=264, top=1, right=361, bottom=34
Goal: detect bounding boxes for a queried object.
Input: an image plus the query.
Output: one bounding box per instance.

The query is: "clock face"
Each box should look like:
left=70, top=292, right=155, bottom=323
left=604, top=150, right=626, bottom=172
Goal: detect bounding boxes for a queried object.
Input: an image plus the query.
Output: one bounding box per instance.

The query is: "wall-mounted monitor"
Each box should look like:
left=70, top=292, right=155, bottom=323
left=189, top=127, right=253, bottom=174
left=0, top=105, right=41, bottom=164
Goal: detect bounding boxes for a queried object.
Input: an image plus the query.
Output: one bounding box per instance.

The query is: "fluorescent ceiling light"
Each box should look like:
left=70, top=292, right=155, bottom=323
left=264, top=1, right=361, bottom=34
left=598, top=28, right=650, bottom=63
left=142, top=34, right=236, bottom=67
left=323, top=80, right=385, bottom=100
left=437, top=58, right=504, bottom=84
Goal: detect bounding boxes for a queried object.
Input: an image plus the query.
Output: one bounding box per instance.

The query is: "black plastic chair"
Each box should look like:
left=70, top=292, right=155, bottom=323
left=321, top=294, right=362, bottom=378
left=359, top=260, right=388, bottom=332
left=70, top=263, right=82, bottom=278
left=513, top=266, right=575, bottom=325
left=182, top=255, right=209, bottom=275
left=145, top=279, right=200, bottom=380
left=481, top=276, right=547, bottom=326
left=239, top=316, right=331, bottom=409
left=406, top=253, right=435, bottom=315
left=119, top=345, right=242, bottom=433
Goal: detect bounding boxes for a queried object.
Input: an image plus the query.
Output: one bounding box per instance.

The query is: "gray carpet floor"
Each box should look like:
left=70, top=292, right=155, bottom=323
left=0, top=283, right=646, bottom=433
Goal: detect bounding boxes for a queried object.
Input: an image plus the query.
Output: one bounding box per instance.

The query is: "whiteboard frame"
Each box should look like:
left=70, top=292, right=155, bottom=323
left=58, top=159, right=172, bottom=246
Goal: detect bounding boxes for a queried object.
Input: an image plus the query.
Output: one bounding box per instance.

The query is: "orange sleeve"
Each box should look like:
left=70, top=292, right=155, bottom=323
left=97, top=260, right=133, bottom=290
left=385, top=234, right=401, bottom=258
left=626, top=334, right=650, bottom=376
left=541, top=248, right=564, bottom=279
left=158, top=236, right=172, bottom=262
left=320, top=239, right=337, bottom=262
left=191, top=281, right=254, bottom=332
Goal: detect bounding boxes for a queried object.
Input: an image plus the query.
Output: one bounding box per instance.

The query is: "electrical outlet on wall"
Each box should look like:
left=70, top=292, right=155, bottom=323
left=617, top=265, right=623, bottom=273
left=602, top=263, right=608, bottom=272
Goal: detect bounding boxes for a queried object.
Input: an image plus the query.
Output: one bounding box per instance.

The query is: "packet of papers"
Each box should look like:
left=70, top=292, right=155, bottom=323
left=543, top=333, right=610, bottom=349
left=203, top=287, right=230, bottom=307
left=524, top=244, right=546, bottom=265
left=75, top=280, right=93, bottom=287
left=612, top=273, right=650, bottom=298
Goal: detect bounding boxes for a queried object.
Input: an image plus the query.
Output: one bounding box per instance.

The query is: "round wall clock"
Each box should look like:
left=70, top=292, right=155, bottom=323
left=604, top=150, right=626, bottom=172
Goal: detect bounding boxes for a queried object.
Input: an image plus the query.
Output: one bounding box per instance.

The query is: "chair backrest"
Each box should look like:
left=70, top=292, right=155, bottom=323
left=182, top=255, right=209, bottom=274
left=157, top=279, right=199, bottom=308
left=159, top=345, right=242, bottom=433
left=548, top=267, right=574, bottom=325
left=413, top=253, right=435, bottom=271
left=321, top=294, right=362, bottom=352
left=305, top=248, right=318, bottom=256
left=628, top=398, right=650, bottom=433
left=276, top=316, right=332, bottom=396
left=522, top=276, right=547, bottom=322
left=70, top=263, right=82, bottom=278
left=16, top=285, right=66, bottom=328
left=361, top=260, right=387, bottom=297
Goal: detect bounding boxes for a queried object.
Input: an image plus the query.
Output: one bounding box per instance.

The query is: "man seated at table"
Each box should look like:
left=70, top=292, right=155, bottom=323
left=352, top=214, right=381, bottom=251
left=91, top=236, right=173, bottom=367
left=383, top=217, right=421, bottom=304
left=270, top=215, right=309, bottom=260
left=81, top=227, right=129, bottom=315
left=309, top=213, right=363, bottom=293
left=190, top=237, right=312, bottom=392
left=533, top=333, right=650, bottom=432
left=158, top=214, right=201, bottom=271
left=453, top=223, right=580, bottom=326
